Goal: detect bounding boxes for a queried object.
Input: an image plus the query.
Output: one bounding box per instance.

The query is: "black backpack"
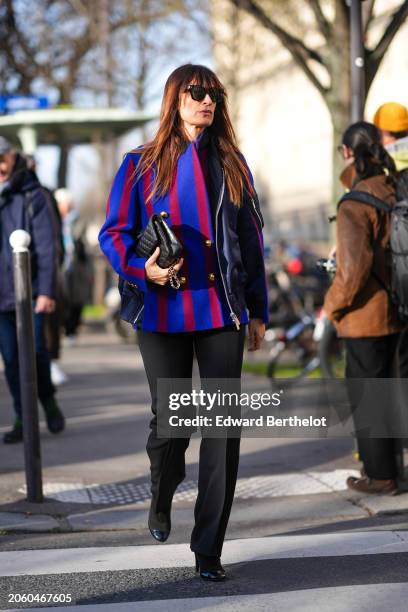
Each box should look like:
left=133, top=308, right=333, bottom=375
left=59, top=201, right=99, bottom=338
left=338, top=170, right=408, bottom=321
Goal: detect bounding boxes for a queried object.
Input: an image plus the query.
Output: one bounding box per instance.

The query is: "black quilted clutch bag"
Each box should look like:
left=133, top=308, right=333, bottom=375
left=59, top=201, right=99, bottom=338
left=135, top=211, right=182, bottom=267
left=135, top=212, right=183, bottom=289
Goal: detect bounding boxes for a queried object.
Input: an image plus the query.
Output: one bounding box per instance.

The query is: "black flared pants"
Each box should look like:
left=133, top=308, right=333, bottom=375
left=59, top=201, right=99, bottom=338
left=138, top=325, right=246, bottom=557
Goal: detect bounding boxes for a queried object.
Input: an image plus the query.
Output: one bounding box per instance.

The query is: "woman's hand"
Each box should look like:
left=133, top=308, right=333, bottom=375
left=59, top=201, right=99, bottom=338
left=247, top=318, right=265, bottom=351
left=145, top=247, right=184, bottom=286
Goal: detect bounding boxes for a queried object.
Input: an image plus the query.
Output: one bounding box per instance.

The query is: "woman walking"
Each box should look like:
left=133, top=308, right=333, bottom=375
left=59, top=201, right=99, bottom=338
left=99, top=64, right=268, bottom=580
left=324, top=121, right=407, bottom=495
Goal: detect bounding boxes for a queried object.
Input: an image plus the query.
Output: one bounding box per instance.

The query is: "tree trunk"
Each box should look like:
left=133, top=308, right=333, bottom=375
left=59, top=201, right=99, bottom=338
left=328, top=101, right=351, bottom=204
left=135, top=6, right=148, bottom=143
left=326, top=103, right=350, bottom=241
left=57, top=138, right=69, bottom=188
left=56, top=86, right=72, bottom=188
left=326, top=1, right=351, bottom=208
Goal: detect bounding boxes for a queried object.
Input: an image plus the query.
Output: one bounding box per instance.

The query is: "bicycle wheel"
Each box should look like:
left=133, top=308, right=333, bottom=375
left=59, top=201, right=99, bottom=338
left=267, top=328, right=320, bottom=383
left=319, top=319, right=345, bottom=378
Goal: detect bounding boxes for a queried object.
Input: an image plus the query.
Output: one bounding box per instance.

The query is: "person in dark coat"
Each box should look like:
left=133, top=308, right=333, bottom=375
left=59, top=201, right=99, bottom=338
left=0, top=136, right=65, bottom=443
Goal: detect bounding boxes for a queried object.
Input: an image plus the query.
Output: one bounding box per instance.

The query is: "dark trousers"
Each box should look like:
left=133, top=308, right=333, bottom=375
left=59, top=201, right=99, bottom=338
left=138, top=325, right=246, bottom=557
left=345, top=333, right=407, bottom=479
left=64, top=303, right=83, bottom=337
left=398, top=328, right=408, bottom=375
left=0, top=310, right=54, bottom=420
left=46, top=278, right=64, bottom=360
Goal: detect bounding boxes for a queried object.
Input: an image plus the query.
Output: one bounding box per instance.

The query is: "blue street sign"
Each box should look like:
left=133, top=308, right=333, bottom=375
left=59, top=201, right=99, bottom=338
left=0, top=95, right=49, bottom=114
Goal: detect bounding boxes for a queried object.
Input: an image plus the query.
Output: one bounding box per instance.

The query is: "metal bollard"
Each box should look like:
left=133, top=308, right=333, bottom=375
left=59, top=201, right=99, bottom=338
left=9, top=230, right=43, bottom=503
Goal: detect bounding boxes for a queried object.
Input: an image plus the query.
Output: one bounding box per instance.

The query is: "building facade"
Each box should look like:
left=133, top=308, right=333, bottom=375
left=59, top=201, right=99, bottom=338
left=212, top=0, right=408, bottom=245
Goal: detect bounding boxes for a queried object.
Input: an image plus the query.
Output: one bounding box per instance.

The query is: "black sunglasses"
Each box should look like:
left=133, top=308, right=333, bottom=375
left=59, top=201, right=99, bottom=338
left=185, top=84, right=224, bottom=104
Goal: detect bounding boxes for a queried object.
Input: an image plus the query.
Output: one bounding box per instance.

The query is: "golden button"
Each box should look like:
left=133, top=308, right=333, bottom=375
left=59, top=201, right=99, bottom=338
left=205, top=239, right=212, bottom=247
left=208, top=273, right=215, bottom=282
left=180, top=276, right=187, bottom=285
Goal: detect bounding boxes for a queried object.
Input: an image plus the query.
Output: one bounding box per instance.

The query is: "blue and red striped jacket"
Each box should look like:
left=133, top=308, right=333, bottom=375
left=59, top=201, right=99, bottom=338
left=99, top=134, right=268, bottom=333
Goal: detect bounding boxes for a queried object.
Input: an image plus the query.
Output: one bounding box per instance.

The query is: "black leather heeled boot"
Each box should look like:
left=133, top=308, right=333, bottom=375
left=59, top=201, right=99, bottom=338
left=148, top=506, right=171, bottom=543
left=195, top=553, right=226, bottom=581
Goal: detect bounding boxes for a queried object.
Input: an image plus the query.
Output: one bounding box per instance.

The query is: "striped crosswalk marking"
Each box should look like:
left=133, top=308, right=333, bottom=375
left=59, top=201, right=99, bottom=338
left=2, top=532, right=408, bottom=611
left=1, top=531, right=408, bottom=577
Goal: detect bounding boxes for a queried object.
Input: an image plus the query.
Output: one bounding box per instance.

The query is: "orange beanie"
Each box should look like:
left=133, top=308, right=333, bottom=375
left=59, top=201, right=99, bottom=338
left=373, top=102, right=408, bottom=132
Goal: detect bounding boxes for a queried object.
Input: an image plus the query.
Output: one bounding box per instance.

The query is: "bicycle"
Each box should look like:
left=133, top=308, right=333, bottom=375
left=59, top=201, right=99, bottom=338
left=265, top=258, right=345, bottom=385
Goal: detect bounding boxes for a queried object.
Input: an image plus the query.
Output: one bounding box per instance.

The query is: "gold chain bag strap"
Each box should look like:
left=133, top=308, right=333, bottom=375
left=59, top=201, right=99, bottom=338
left=168, top=264, right=181, bottom=289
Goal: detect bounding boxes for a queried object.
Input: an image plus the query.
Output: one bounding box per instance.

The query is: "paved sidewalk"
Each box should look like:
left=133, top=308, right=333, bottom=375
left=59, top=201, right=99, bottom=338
left=1, top=329, right=408, bottom=537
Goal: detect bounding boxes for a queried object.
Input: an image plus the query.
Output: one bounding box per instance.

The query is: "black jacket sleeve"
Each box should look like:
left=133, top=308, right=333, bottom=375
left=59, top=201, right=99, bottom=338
left=237, top=190, right=269, bottom=322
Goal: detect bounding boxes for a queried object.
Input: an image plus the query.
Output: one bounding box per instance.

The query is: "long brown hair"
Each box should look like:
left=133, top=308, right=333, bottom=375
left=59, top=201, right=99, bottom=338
left=133, top=64, right=253, bottom=205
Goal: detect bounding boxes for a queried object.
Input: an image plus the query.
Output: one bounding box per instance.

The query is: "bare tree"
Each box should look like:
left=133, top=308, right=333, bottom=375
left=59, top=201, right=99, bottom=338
left=227, top=0, right=408, bottom=202
left=0, top=0, right=210, bottom=185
